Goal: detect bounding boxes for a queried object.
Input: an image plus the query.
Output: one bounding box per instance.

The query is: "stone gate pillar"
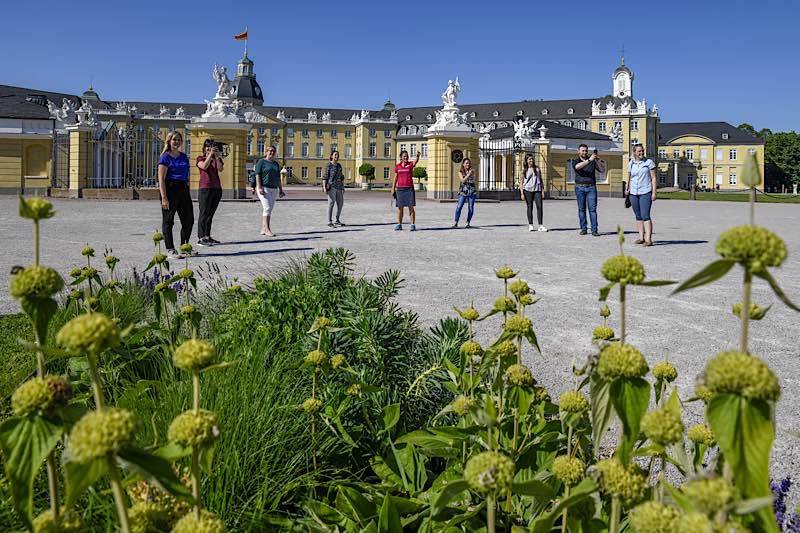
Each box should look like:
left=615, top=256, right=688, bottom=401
left=66, top=125, right=94, bottom=198
left=187, top=121, right=251, bottom=199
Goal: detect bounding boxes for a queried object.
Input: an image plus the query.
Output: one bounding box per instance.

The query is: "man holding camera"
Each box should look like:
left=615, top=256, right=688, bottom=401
left=196, top=139, right=224, bottom=246
left=572, top=144, right=605, bottom=236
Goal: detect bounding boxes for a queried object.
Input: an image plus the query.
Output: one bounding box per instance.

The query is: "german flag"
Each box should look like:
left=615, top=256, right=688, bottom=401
left=234, top=30, right=248, bottom=41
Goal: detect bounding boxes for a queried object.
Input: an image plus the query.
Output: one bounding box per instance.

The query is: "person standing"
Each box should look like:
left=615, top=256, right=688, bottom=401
left=158, top=131, right=193, bottom=258
left=452, top=158, right=476, bottom=228
left=520, top=154, right=547, bottom=232
left=572, top=144, right=605, bottom=236
left=196, top=139, right=224, bottom=247
left=391, top=149, right=420, bottom=231
left=254, top=146, right=286, bottom=237
left=625, top=143, right=657, bottom=246
left=322, top=150, right=346, bottom=227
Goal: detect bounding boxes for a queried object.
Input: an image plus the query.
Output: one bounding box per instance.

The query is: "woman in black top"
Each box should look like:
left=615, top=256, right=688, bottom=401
left=322, top=150, right=345, bottom=227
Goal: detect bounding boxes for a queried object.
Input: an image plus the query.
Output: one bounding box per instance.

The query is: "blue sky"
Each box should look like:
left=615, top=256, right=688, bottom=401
left=3, top=0, right=795, bottom=131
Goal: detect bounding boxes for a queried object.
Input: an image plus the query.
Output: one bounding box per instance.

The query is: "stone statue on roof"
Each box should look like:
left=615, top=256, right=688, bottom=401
left=513, top=117, right=531, bottom=140
left=213, top=64, right=236, bottom=99
left=442, top=77, right=460, bottom=109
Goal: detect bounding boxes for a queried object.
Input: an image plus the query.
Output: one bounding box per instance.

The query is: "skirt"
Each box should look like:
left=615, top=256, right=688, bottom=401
left=395, top=187, right=416, bottom=208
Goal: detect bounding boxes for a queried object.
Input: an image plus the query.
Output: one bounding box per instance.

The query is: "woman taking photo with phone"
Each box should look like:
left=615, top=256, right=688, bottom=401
left=625, top=143, right=657, bottom=246
left=322, top=150, right=346, bottom=227
left=158, top=130, right=193, bottom=258
left=452, top=157, right=476, bottom=228
left=196, top=138, right=224, bottom=246
left=391, top=149, right=420, bottom=231
left=520, top=153, right=547, bottom=232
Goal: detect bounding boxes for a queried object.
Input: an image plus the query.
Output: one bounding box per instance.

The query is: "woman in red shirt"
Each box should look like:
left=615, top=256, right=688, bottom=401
left=390, top=150, right=421, bottom=230
left=196, top=138, right=224, bottom=246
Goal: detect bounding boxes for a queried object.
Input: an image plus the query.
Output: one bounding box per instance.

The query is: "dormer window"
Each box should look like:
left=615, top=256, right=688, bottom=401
left=492, top=110, right=499, bottom=117
left=721, top=133, right=729, bottom=140
left=567, top=108, right=574, bottom=115
left=426, top=114, right=432, bottom=120
left=405, top=115, right=411, bottom=120
left=516, top=110, right=523, bottom=116
left=541, top=109, right=548, bottom=116
left=470, top=111, right=476, bottom=118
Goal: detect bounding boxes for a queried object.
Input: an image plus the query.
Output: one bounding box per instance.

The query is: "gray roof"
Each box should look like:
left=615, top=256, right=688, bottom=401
left=659, top=122, right=764, bottom=145
left=262, top=106, right=394, bottom=122
left=487, top=120, right=611, bottom=141
left=396, top=98, right=595, bottom=125
left=0, top=84, right=82, bottom=119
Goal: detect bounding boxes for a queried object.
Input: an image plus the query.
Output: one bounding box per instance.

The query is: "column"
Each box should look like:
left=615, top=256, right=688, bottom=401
left=66, top=125, right=94, bottom=198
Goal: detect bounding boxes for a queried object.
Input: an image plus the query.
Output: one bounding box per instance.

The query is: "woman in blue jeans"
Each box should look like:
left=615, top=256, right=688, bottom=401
left=453, top=158, right=476, bottom=228
left=625, top=143, right=657, bottom=246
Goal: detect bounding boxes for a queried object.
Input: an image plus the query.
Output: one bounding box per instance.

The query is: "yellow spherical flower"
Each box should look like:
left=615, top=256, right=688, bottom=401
left=173, top=339, right=217, bottom=372
left=68, top=408, right=137, bottom=463
left=226, top=284, right=242, bottom=294
left=104, top=279, right=120, bottom=289
left=152, top=253, right=167, bottom=265
left=494, top=296, right=516, bottom=313
left=20, top=196, right=56, bottom=221
left=597, top=342, right=649, bottom=380
left=177, top=268, right=194, bottom=280
left=601, top=255, right=645, bottom=285
left=451, top=395, right=475, bottom=416
left=56, top=312, right=120, bottom=357
left=678, top=512, right=713, bottom=533
left=154, top=282, right=168, bottom=293
left=559, top=390, right=589, bottom=414
left=504, top=364, right=535, bottom=388
left=681, top=477, right=735, bottom=514
left=68, top=289, right=83, bottom=301
left=345, top=384, right=362, bottom=396
left=330, top=354, right=346, bottom=369
left=641, top=407, right=684, bottom=446
left=12, top=378, right=53, bottom=416
left=504, top=314, right=533, bottom=336
left=171, top=510, right=226, bottom=533
left=705, top=351, right=780, bottom=402
left=495, top=266, right=517, bottom=280
left=179, top=243, right=193, bottom=255
left=81, top=245, right=95, bottom=257
left=69, top=267, right=83, bottom=279
left=652, top=361, right=678, bottom=382
left=509, top=280, right=531, bottom=298
left=594, top=458, right=648, bottom=506
left=459, top=340, right=483, bottom=359
left=592, top=325, right=615, bottom=341
left=180, top=304, right=195, bottom=317
left=519, top=294, right=535, bottom=306
left=305, top=349, right=327, bottom=366
left=716, top=225, right=787, bottom=273
left=687, top=424, right=716, bottom=447
left=628, top=501, right=680, bottom=533
left=552, top=456, right=585, bottom=486
left=599, top=304, right=611, bottom=318
left=81, top=266, right=98, bottom=279
left=168, top=409, right=220, bottom=448
left=532, top=386, right=551, bottom=404
left=732, top=301, right=767, bottom=320
left=10, top=265, right=64, bottom=300
left=312, top=316, right=332, bottom=330
left=694, top=383, right=713, bottom=404
left=302, top=398, right=323, bottom=414
left=152, top=231, right=164, bottom=244
left=128, top=501, right=173, bottom=533
left=104, top=254, right=119, bottom=268
left=464, top=451, right=515, bottom=494
left=457, top=306, right=480, bottom=321
left=493, top=340, right=517, bottom=360
left=32, top=507, right=85, bottom=533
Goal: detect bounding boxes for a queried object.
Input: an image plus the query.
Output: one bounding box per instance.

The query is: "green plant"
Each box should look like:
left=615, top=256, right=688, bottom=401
left=413, top=165, right=428, bottom=183
left=358, top=163, right=375, bottom=182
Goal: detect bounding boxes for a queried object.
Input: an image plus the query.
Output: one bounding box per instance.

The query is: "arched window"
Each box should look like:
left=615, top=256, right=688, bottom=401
left=516, top=110, right=523, bottom=116
left=470, top=111, right=476, bottom=118
left=567, top=108, right=574, bottom=115
left=493, top=110, right=499, bottom=117
left=541, top=109, right=548, bottom=116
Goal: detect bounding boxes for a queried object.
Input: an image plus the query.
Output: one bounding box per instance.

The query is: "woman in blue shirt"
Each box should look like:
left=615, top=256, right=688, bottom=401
left=625, top=144, right=657, bottom=246
left=158, top=130, right=194, bottom=258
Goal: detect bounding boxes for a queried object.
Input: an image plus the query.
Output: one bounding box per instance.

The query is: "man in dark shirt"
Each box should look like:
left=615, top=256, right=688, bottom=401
left=572, top=144, right=606, bottom=236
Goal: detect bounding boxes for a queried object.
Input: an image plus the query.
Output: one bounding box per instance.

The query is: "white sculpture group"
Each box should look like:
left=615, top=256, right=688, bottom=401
left=48, top=98, right=97, bottom=127
left=202, top=64, right=246, bottom=119
left=429, top=77, right=472, bottom=133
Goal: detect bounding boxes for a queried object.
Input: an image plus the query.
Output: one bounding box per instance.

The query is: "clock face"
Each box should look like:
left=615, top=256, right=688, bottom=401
left=255, top=86, right=262, bottom=97
left=451, top=150, right=463, bottom=163
left=619, top=91, right=626, bottom=97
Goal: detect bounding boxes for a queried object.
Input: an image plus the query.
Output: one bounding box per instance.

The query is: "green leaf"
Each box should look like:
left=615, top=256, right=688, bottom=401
left=370, top=455, right=404, bottom=489
left=671, top=259, right=736, bottom=294
left=0, top=416, right=63, bottom=527
left=590, top=376, right=615, bottom=454
left=381, top=403, right=401, bottom=433
left=599, top=282, right=616, bottom=302
left=335, top=485, right=376, bottom=525
left=511, top=479, right=556, bottom=499
left=198, top=446, right=214, bottom=475
left=65, top=457, right=108, bottom=508
left=754, top=269, right=800, bottom=312
left=378, top=492, right=402, bottom=533
left=734, top=495, right=775, bottom=515
left=639, top=279, right=677, bottom=287
left=396, top=430, right=453, bottom=449
left=530, top=478, right=598, bottom=533
left=198, top=360, right=238, bottom=373
left=524, top=328, right=541, bottom=353
left=19, top=297, right=58, bottom=348
left=610, top=377, right=650, bottom=463
left=430, top=479, right=470, bottom=520
left=116, top=447, right=193, bottom=500
left=152, top=442, right=191, bottom=461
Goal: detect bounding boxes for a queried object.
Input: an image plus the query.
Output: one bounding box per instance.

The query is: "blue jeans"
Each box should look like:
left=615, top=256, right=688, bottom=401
left=455, top=194, right=475, bottom=223
left=629, top=193, right=652, bottom=221
left=575, top=185, right=598, bottom=232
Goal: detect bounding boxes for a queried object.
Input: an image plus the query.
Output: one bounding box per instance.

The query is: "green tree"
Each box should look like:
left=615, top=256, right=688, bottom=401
left=765, top=132, right=800, bottom=186
left=737, top=123, right=758, bottom=137
left=412, top=166, right=428, bottom=183
left=358, top=163, right=375, bottom=182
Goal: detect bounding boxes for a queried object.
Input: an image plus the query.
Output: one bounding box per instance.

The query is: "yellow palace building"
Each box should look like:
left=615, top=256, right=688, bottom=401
left=0, top=52, right=763, bottom=198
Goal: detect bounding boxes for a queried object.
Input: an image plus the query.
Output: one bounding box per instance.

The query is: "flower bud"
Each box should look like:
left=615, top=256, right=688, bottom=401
left=168, top=409, right=220, bottom=448
left=56, top=312, right=120, bottom=357
left=519, top=294, right=535, bottom=306
left=302, top=398, right=323, bottom=414
left=495, top=266, right=517, bottom=280
left=104, top=255, right=119, bottom=268
left=180, top=304, right=195, bottom=317
left=641, top=407, right=684, bottom=446
left=152, top=231, right=164, bottom=244
left=330, top=354, right=346, bottom=369
left=128, top=501, right=172, bottom=533
left=154, top=282, right=168, bottom=293
left=459, top=340, right=483, bottom=359
left=311, top=316, right=332, bottom=331
left=732, top=301, right=767, bottom=320
left=504, top=363, right=535, bottom=388
left=19, top=196, right=55, bottom=221
left=601, top=255, right=645, bottom=285
left=81, top=266, right=98, bottom=279
left=177, top=268, right=194, bottom=280
left=599, top=304, right=611, bottom=318
left=173, top=339, right=217, bottom=372
left=652, top=361, right=678, bottom=382
left=152, top=253, right=167, bottom=265
left=493, top=296, right=516, bottom=313
left=493, top=340, right=517, bottom=360
left=171, top=509, right=226, bottom=533
left=456, top=306, right=480, bottom=321
left=81, top=245, right=95, bottom=257
left=464, top=451, right=515, bottom=494
left=504, top=314, right=533, bottom=337
left=305, top=349, right=326, bottom=366
left=716, top=225, right=787, bottom=272
left=104, top=279, right=120, bottom=289
left=69, top=267, right=83, bottom=279
left=687, top=424, right=715, bottom=447
left=628, top=501, right=680, bottom=533
left=597, top=342, right=649, bottom=379
left=226, top=284, right=242, bottom=295
left=552, top=455, right=585, bottom=486
left=681, top=477, right=735, bottom=513
left=346, top=384, right=362, bottom=396
left=450, top=395, right=475, bottom=416
left=179, top=243, right=193, bottom=255
left=559, top=390, right=589, bottom=414
left=678, top=512, right=713, bottom=533
left=532, top=386, right=551, bottom=404
left=32, top=507, right=85, bottom=532
left=68, top=408, right=137, bottom=463
left=9, top=265, right=64, bottom=300
left=509, top=280, right=530, bottom=298
left=705, top=351, right=780, bottom=402
left=593, top=458, right=647, bottom=506
left=12, top=378, right=53, bottom=416
left=68, top=289, right=83, bottom=301
left=592, top=325, right=615, bottom=341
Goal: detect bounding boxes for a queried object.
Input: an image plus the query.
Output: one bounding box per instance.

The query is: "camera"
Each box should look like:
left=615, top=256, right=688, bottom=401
left=207, top=139, right=227, bottom=157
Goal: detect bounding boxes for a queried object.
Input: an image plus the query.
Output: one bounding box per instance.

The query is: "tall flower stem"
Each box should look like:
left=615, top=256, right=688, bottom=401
left=560, top=485, right=571, bottom=533
left=619, top=285, right=627, bottom=345
left=87, top=356, right=105, bottom=410
left=609, top=495, right=621, bottom=533
left=657, top=456, right=666, bottom=502
left=191, top=369, right=202, bottom=516
left=192, top=371, right=201, bottom=413
left=34, top=326, right=59, bottom=518
left=740, top=269, right=752, bottom=354
left=34, top=221, right=40, bottom=266
left=107, top=455, right=131, bottom=533
left=486, top=495, right=496, bottom=533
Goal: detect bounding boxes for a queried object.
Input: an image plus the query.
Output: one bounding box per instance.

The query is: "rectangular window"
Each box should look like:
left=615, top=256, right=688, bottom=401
left=421, top=144, right=428, bottom=159
left=716, top=173, right=723, bottom=185
left=729, top=149, right=737, bottom=160
left=700, top=148, right=708, bottom=160
left=368, top=142, right=376, bottom=158
left=315, top=167, right=322, bottom=179
left=258, top=127, right=266, bottom=135
left=330, top=143, right=338, bottom=154
left=271, top=127, right=278, bottom=135
left=384, top=143, right=391, bottom=158
left=369, top=128, right=377, bottom=137
left=302, top=128, right=309, bottom=138
left=286, top=166, right=293, bottom=177
left=345, top=144, right=352, bottom=159
left=317, top=128, right=323, bottom=138
left=302, top=143, right=309, bottom=157
left=673, top=149, right=680, bottom=159
left=614, top=121, right=622, bottom=130
left=384, top=167, right=390, bottom=180
left=399, top=143, right=406, bottom=154
left=659, top=172, right=667, bottom=185
left=598, top=121, right=607, bottom=132
left=630, top=138, right=639, bottom=146
left=246, top=137, right=252, bottom=154
left=301, top=166, right=308, bottom=179
left=410, top=144, right=417, bottom=157
left=331, top=128, right=337, bottom=137
left=658, top=149, right=666, bottom=159
left=345, top=130, right=352, bottom=138
left=686, top=149, right=694, bottom=160
left=729, top=173, right=737, bottom=185
left=747, top=148, right=756, bottom=155
left=287, top=142, right=294, bottom=157
left=687, top=172, right=695, bottom=184
left=715, top=148, right=723, bottom=161
left=700, top=174, right=708, bottom=186
left=384, top=128, right=391, bottom=138
left=630, top=120, right=639, bottom=131
left=287, top=127, right=294, bottom=137
left=316, top=143, right=323, bottom=158
left=257, top=139, right=265, bottom=154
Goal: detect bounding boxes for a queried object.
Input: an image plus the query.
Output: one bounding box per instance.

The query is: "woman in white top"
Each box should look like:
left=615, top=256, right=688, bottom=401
left=625, top=143, right=657, bottom=246
left=520, top=154, right=547, bottom=232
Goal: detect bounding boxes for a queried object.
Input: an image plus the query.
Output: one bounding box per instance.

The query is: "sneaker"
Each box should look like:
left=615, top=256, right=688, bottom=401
left=208, top=237, right=221, bottom=244
left=196, top=238, right=212, bottom=247
left=465, top=223, right=471, bottom=228
left=592, top=231, right=600, bottom=237
left=579, top=229, right=588, bottom=235
left=538, top=225, right=548, bottom=232
left=167, top=249, right=185, bottom=260
left=327, top=222, right=336, bottom=228
left=452, top=222, right=458, bottom=228
left=394, top=224, right=402, bottom=231
left=529, top=224, right=535, bottom=232
left=410, top=224, right=417, bottom=231
left=335, top=221, right=346, bottom=226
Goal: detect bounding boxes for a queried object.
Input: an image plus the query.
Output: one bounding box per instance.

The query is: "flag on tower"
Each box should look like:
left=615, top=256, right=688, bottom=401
left=234, top=30, right=248, bottom=41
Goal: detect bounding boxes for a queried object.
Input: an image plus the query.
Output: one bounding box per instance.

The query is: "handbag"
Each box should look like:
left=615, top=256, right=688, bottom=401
left=624, top=195, right=631, bottom=209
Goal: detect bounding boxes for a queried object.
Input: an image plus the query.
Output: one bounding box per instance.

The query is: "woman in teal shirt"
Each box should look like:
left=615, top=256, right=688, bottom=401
left=254, top=146, right=286, bottom=236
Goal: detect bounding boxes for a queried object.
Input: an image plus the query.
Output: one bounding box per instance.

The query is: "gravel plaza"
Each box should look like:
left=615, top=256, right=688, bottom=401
left=3, top=191, right=799, bottom=479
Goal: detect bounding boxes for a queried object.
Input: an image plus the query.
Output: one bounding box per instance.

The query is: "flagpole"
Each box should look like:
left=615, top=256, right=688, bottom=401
left=245, top=25, right=248, bottom=56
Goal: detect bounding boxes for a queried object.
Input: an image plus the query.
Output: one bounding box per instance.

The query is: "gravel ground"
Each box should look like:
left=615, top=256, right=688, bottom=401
left=3, top=191, right=799, bottom=485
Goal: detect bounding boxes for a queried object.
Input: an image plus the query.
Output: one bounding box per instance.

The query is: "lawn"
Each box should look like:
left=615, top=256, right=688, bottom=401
left=657, top=191, right=800, bottom=203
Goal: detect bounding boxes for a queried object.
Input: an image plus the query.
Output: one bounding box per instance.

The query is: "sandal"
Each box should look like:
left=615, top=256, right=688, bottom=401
left=644, top=241, right=653, bottom=247
left=634, top=239, right=645, bottom=245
